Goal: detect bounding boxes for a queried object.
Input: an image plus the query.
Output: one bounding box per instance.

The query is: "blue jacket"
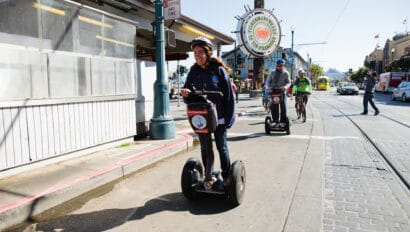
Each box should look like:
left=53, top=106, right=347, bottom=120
left=183, top=62, right=236, bottom=128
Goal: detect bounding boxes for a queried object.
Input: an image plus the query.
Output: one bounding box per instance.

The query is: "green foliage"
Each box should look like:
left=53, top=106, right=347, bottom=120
left=386, top=57, right=410, bottom=72
left=118, top=142, right=131, bottom=147
left=309, top=64, right=324, bottom=82
left=350, top=66, right=368, bottom=83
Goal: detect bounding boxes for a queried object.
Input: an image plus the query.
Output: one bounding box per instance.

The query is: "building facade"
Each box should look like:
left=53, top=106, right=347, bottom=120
left=0, top=0, right=233, bottom=174
left=222, top=47, right=307, bottom=81
left=366, top=32, right=410, bottom=73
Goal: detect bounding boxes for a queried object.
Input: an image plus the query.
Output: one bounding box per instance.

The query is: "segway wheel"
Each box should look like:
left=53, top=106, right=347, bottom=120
left=265, top=116, right=271, bottom=134
left=227, top=160, right=246, bottom=206
left=181, top=157, right=203, bottom=200
left=285, top=117, right=291, bottom=135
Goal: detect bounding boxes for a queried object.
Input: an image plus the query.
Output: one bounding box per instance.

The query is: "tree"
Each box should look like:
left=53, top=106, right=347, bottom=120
left=309, top=64, right=324, bottom=88
left=386, top=57, right=410, bottom=72
left=350, top=67, right=368, bottom=83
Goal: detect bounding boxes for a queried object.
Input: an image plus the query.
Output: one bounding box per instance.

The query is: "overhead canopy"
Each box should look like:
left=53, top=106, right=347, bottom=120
left=79, top=0, right=235, bottom=61
left=135, top=11, right=235, bottom=61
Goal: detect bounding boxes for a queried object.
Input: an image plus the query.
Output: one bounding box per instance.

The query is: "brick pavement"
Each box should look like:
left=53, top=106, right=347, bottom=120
left=323, top=137, right=410, bottom=232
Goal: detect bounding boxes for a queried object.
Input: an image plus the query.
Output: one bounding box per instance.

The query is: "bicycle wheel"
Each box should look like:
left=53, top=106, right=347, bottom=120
left=295, top=101, right=301, bottom=119
left=301, top=103, right=306, bottom=123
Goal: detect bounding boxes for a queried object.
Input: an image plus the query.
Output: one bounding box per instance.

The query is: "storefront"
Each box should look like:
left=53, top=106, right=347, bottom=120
left=0, top=0, right=234, bottom=173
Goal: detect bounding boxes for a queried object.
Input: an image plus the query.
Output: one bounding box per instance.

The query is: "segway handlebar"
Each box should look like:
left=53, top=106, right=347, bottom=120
left=268, top=88, right=285, bottom=94
left=189, top=90, right=224, bottom=97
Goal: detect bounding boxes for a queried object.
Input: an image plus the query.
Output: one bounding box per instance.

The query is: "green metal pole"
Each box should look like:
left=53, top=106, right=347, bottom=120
left=149, top=0, right=175, bottom=139
left=291, top=29, right=294, bottom=80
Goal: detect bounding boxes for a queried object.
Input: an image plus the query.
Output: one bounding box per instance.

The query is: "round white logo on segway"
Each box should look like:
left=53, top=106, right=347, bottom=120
left=191, top=115, right=207, bottom=129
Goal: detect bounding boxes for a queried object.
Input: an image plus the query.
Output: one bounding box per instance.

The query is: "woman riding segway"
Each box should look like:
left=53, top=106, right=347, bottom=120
left=180, top=37, right=245, bottom=206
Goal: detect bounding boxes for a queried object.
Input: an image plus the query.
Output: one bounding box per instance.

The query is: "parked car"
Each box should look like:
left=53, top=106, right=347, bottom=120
left=391, top=81, right=410, bottom=101
left=338, top=82, right=359, bottom=95
left=337, top=82, right=348, bottom=93
left=356, top=82, right=365, bottom=90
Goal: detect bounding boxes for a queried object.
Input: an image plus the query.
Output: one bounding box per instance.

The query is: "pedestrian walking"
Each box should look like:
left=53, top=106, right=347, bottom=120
left=361, top=71, right=380, bottom=116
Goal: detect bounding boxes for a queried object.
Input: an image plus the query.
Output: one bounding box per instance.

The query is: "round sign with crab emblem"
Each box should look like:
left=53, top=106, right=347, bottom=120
left=237, top=8, right=281, bottom=58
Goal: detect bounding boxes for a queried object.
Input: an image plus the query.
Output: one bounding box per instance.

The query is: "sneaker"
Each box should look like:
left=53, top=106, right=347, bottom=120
left=360, top=112, right=368, bottom=115
left=374, top=111, right=380, bottom=116
left=204, top=176, right=217, bottom=190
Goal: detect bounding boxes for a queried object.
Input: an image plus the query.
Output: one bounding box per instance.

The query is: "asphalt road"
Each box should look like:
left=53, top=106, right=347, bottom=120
left=14, top=88, right=410, bottom=232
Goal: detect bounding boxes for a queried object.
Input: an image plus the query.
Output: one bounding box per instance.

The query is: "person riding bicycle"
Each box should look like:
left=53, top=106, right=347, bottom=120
left=262, top=79, right=272, bottom=110
left=265, top=59, right=291, bottom=126
left=292, top=68, right=312, bottom=105
left=180, top=37, right=236, bottom=189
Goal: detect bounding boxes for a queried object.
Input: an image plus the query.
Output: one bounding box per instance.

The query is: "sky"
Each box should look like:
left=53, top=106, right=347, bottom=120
left=176, top=0, right=410, bottom=73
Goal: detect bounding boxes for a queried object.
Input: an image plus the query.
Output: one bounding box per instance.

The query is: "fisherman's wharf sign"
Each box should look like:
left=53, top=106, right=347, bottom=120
left=237, top=8, right=281, bottom=58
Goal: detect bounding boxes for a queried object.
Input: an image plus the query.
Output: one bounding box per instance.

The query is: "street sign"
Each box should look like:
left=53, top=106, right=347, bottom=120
left=164, top=0, right=181, bottom=20
left=236, top=8, right=281, bottom=58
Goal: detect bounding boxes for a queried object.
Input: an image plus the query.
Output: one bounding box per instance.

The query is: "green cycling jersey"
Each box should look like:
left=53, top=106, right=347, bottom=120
left=292, top=77, right=312, bottom=94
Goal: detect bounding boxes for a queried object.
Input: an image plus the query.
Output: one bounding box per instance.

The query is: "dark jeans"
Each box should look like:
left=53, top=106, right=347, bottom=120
left=198, top=124, right=230, bottom=179
left=363, top=92, right=379, bottom=113
left=295, top=93, right=308, bottom=104
left=270, top=93, right=287, bottom=123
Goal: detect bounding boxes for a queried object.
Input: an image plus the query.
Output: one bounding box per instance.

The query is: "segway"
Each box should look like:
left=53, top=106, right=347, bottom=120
left=265, top=89, right=290, bottom=135
left=181, top=90, right=246, bottom=206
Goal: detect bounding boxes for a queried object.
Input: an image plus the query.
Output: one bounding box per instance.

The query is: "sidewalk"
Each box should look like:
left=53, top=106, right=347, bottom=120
left=0, top=93, right=293, bottom=231
left=0, top=122, right=194, bottom=230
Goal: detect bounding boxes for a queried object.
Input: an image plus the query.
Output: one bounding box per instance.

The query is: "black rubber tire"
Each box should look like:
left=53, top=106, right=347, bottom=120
left=181, top=157, right=203, bottom=200
left=285, top=117, right=291, bottom=135
left=301, top=106, right=306, bottom=123
left=265, top=116, right=271, bottom=134
left=227, top=160, right=246, bottom=206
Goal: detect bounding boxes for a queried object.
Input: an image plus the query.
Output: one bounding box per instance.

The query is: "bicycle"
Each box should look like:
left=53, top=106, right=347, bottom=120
left=262, top=89, right=271, bottom=113
left=295, top=94, right=307, bottom=123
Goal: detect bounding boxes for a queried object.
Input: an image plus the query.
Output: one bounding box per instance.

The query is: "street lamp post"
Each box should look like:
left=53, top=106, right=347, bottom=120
left=291, top=29, right=294, bottom=80
left=149, top=0, right=175, bottom=139
left=231, top=31, right=238, bottom=81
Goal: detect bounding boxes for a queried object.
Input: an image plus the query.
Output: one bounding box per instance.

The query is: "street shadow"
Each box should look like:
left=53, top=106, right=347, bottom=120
left=248, top=121, right=265, bottom=125
left=291, top=119, right=305, bottom=124
left=172, top=116, right=188, bottom=122
left=332, top=113, right=371, bottom=117
left=227, top=132, right=266, bottom=141
left=15, top=192, right=234, bottom=232
left=0, top=188, right=45, bottom=226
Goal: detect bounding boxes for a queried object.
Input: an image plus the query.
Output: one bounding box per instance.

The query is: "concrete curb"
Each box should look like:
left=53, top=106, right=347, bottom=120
left=0, top=132, right=193, bottom=231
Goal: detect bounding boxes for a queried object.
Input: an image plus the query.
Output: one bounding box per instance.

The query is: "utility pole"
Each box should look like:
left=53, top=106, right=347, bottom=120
left=291, top=29, right=294, bottom=80
left=253, top=0, right=265, bottom=90
left=149, top=0, right=175, bottom=139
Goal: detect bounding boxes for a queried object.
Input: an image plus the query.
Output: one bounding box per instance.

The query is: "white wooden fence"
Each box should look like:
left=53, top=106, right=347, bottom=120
left=0, top=96, right=136, bottom=170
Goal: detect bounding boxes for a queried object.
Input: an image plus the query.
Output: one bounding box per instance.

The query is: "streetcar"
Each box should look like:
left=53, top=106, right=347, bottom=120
left=317, top=76, right=330, bottom=90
